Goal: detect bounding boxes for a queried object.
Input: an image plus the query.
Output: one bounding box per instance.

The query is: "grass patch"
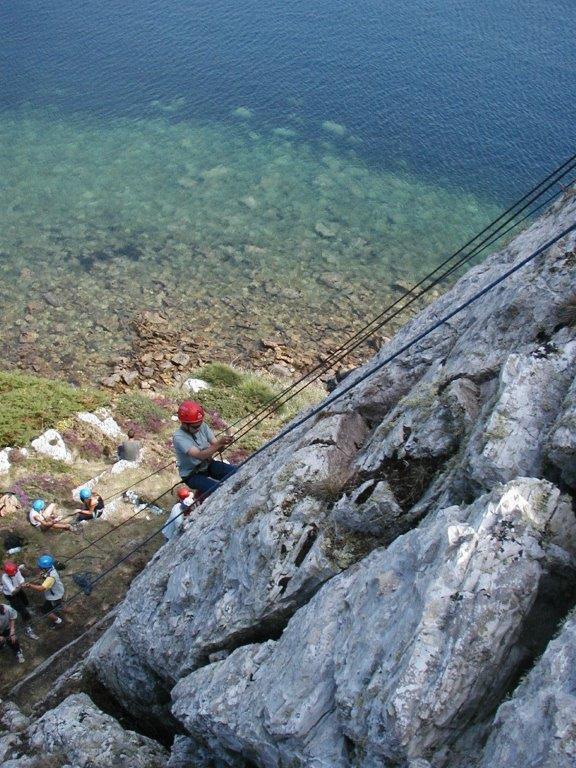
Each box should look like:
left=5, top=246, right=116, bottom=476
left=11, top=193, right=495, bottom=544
left=198, top=362, right=243, bottom=388
left=238, top=375, right=284, bottom=412
left=0, top=372, right=107, bottom=447
left=181, top=365, right=324, bottom=453
left=114, top=392, right=171, bottom=433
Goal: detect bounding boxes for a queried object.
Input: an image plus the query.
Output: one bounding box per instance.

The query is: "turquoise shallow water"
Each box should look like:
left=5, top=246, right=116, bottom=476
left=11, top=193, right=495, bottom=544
left=0, top=107, right=499, bottom=380
left=1, top=0, right=573, bottom=381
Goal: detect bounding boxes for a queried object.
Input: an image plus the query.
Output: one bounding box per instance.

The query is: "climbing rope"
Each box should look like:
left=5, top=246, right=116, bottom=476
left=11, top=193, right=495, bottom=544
left=227, top=174, right=576, bottom=446
left=47, top=159, right=576, bottom=570
left=85, top=153, right=576, bottom=512
left=3, top=216, right=572, bottom=695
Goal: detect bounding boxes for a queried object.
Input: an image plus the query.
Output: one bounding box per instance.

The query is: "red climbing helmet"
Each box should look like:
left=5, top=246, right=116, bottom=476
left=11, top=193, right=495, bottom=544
left=3, top=562, right=18, bottom=577
left=177, top=487, right=191, bottom=501
left=177, top=400, right=204, bottom=425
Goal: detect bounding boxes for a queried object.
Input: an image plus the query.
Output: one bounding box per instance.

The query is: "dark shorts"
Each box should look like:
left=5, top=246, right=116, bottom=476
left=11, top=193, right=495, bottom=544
left=41, top=598, right=62, bottom=614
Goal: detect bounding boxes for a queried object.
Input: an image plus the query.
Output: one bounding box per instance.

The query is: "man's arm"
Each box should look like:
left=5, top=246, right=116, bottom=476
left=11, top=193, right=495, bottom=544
left=185, top=435, right=232, bottom=460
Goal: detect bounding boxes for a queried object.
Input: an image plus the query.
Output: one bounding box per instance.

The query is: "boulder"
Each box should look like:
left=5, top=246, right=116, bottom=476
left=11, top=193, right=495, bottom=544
left=30, top=429, right=72, bottom=464
left=76, top=409, right=125, bottom=439
left=0, top=448, right=11, bottom=475
left=182, top=377, right=211, bottom=393
left=2, top=693, right=169, bottom=768
left=172, top=479, right=576, bottom=768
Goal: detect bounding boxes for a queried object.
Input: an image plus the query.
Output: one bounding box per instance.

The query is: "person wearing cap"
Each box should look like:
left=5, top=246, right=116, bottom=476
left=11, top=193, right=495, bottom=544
left=163, top=488, right=196, bottom=542
left=1, top=562, right=39, bottom=639
left=75, top=488, right=105, bottom=522
left=173, top=400, right=237, bottom=498
left=0, top=603, right=25, bottom=663
left=28, top=499, right=72, bottom=531
left=23, top=555, right=65, bottom=626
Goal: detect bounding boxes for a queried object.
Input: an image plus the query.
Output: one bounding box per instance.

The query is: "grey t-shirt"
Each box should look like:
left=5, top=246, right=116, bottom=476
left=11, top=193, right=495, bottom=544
left=173, top=423, right=215, bottom=477
left=0, top=604, right=17, bottom=632
left=119, top=439, right=141, bottom=462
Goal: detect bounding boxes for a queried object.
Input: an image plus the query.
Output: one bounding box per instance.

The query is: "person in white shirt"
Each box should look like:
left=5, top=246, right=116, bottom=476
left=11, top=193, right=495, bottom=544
left=0, top=603, right=25, bottom=663
left=29, top=499, right=71, bottom=531
left=1, top=562, right=39, bottom=639
left=163, top=488, right=196, bottom=542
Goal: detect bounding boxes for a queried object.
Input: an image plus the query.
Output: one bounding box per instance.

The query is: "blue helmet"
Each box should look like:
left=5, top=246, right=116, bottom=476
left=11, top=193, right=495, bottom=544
left=37, top=554, right=55, bottom=570
left=32, top=499, right=46, bottom=512
left=79, top=488, right=92, bottom=501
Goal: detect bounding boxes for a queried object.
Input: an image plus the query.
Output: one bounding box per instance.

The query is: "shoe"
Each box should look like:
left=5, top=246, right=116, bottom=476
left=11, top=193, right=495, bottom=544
left=25, top=626, right=39, bottom=640
left=16, top=651, right=25, bottom=664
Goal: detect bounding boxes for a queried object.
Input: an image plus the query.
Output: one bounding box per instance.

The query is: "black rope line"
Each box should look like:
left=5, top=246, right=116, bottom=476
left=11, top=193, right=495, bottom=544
left=41, top=160, right=576, bottom=570
left=3, top=210, right=574, bottom=696
left=227, top=171, right=576, bottom=445
left=225, top=160, right=576, bottom=443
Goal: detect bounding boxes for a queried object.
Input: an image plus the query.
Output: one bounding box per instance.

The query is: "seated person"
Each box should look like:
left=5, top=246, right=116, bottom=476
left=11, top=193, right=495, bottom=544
left=117, top=429, right=141, bottom=462
left=75, top=488, right=105, bottom=521
left=29, top=499, right=71, bottom=531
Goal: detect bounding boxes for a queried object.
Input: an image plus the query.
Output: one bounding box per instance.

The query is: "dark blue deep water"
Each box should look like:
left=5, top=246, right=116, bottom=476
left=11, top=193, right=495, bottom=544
left=0, top=0, right=574, bottom=378
left=3, top=0, right=575, bottom=198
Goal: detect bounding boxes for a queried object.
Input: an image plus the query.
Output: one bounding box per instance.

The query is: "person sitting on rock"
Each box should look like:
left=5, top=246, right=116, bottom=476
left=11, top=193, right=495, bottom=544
left=23, top=554, right=65, bottom=627
left=75, top=488, right=105, bottom=521
left=117, top=429, right=141, bottom=462
left=0, top=603, right=25, bottom=663
left=1, top=562, right=39, bottom=639
left=163, top=487, right=196, bottom=542
left=173, top=401, right=236, bottom=498
left=29, top=499, right=71, bottom=531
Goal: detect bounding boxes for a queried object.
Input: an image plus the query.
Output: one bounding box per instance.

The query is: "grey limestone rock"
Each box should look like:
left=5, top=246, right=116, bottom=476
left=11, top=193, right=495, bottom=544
left=88, top=411, right=369, bottom=719
left=467, top=334, right=576, bottom=488
left=171, top=478, right=576, bottom=768
left=0, top=693, right=168, bottom=768
left=479, top=608, right=576, bottom=768
left=329, top=478, right=404, bottom=537
left=546, top=375, right=576, bottom=488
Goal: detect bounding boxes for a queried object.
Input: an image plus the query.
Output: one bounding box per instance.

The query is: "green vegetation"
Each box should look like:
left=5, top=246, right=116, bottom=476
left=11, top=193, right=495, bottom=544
left=0, top=372, right=107, bottom=446
left=114, top=392, right=170, bottom=431
left=183, top=364, right=325, bottom=452
left=199, top=362, right=243, bottom=388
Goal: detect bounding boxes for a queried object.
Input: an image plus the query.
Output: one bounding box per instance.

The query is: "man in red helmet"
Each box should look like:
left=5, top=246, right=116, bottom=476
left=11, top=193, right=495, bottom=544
left=1, top=562, right=39, bottom=639
left=173, top=400, right=236, bottom=498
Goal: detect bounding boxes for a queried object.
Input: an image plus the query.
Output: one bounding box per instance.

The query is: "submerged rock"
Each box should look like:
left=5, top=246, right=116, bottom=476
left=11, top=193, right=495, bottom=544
left=322, top=120, right=347, bottom=137
left=232, top=106, right=252, bottom=119
left=272, top=127, right=297, bottom=138
left=314, top=222, right=337, bottom=239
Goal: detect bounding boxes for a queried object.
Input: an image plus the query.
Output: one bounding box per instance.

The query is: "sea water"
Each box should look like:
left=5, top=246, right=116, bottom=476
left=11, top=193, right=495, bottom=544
left=1, top=0, right=574, bottom=381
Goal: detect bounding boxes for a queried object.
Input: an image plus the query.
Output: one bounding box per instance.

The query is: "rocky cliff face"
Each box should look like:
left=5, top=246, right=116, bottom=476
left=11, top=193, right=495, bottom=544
left=4, top=191, right=575, bottom=767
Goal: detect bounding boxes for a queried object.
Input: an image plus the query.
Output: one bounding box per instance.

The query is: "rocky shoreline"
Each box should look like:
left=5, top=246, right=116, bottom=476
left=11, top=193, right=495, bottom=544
left=10, top=270, right=439, bottom=394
